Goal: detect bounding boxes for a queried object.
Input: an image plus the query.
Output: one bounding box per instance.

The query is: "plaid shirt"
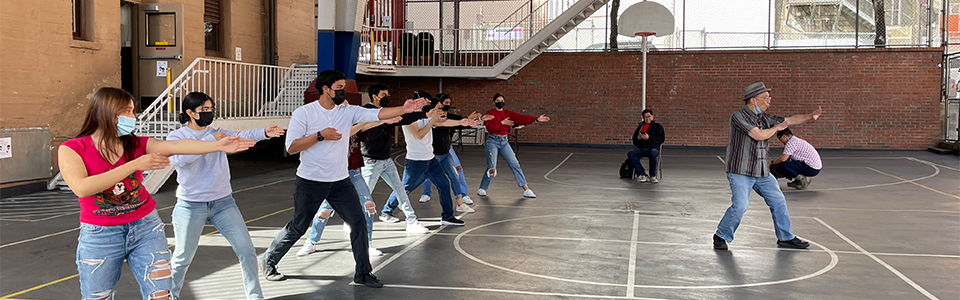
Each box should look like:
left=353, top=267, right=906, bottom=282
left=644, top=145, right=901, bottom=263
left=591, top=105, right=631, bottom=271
left=725, top=107, right=785, bottom=177
left=783, top=136, right=822, bottom=170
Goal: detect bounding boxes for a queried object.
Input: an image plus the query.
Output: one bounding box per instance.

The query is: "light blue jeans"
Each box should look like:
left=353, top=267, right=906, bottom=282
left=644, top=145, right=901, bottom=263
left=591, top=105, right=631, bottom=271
left=422, top=148, right=467, bottom=199
left=308, top=168, right=376, bottom=244
left=479, top=134, right=527, bottom=190
left=77, top=210, right=173, bottom=300
left=361, top=157, right=418, bottom=224
left=715, top=173, right=796, bottom=242
left=171, top=195, right=262, bottom=300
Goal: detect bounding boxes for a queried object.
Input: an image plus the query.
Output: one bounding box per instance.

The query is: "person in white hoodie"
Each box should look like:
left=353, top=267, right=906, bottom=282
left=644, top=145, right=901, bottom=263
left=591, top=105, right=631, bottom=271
left=166, top=92, right=284, bottom=300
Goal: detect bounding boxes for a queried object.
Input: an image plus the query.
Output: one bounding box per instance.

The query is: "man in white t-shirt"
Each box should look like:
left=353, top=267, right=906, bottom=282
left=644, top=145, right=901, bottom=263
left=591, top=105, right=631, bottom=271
left=383, top=91, right=479, bottom=226
left=771, top=128, right=822, bottom=190
left=260, top=70, right=426, bottom=287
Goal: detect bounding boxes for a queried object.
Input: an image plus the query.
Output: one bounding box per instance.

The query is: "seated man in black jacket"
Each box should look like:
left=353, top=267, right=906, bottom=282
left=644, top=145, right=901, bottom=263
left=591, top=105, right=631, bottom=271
left=628, top=109, right=665, bottom=183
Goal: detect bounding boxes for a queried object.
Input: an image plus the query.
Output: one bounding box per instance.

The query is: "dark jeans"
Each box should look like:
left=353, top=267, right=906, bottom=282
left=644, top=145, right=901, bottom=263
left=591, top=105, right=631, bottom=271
left=771, top=160, right=820, bottom=179
left=263, top=177, right=372, bottom=275
left=628, top=147, right=659, bottom=177
left=383, top=158, right=455, bottom=220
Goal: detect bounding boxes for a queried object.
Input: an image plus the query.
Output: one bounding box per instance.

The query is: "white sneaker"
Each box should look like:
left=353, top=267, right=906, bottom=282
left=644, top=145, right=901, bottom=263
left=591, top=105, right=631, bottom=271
left=523, top=189, right=536, bottom=198
left=637, top=175, right=650, bottom=183
left=406, top=221, right=430, bottom=233
left=477, top=189, right=487, bottom=196
left=456, top=203, right=475, bottom=213
left=462, top=195, right=474, bottom=205
left=343, top=223, right=351, bottom=234
left=418, top=195, right=431, bottom=203
left=296, top=242, right=316, bottom=257
left=650, top=176, right=659, bottom=184
left=368, top=247, right=383, bottom=257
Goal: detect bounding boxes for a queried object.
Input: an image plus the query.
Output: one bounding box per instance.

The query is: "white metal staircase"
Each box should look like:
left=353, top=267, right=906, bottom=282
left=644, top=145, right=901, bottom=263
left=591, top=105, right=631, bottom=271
left=49, top=59, right=317, bottom=193
left=357, top=0, right=609, bottom=79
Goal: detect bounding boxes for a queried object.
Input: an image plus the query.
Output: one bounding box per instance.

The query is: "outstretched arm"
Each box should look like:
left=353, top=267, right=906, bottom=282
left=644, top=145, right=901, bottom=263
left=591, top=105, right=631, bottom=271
left=58, top=146, right=171, bottom=198
left=784, top=106, right=822, bottom=126
left=146, top=136, right=255, bottom=157
left=378, top=98, right=428, bottom=120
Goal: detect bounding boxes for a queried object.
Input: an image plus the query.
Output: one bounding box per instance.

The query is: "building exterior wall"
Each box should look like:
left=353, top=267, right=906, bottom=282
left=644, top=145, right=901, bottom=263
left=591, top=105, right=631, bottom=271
left=381, top=48, right=942, bottom=149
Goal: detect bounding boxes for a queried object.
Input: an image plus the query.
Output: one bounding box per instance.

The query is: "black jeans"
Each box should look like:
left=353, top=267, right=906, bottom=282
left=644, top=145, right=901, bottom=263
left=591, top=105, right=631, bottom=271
left=771, top=160, right=820, bottom=179
left=262, top=177, right=372, bottom=275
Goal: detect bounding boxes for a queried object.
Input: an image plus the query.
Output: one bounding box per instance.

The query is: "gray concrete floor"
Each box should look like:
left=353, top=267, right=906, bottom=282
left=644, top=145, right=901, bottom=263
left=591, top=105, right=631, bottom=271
left=2, top=146, right=958, bottom=299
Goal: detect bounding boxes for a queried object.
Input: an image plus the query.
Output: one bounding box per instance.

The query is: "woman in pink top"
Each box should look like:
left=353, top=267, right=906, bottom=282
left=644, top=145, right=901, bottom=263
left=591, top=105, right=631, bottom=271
left=58, top=87, right=255, bottom=300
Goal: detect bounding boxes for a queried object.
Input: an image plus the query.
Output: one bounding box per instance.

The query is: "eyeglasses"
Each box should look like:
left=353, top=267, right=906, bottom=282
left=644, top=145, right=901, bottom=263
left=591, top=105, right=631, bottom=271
left=756, top=96, right=772, bottom=101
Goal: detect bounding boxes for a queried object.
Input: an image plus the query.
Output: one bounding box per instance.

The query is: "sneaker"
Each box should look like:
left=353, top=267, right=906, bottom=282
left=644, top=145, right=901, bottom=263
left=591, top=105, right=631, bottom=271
left=777, top=237, right=810, bottom=249
left=523, top=189, right=536, bottom=198
left=369, top=247, right=383, bottom=256
left=713, top=234, right=728, bottom=251
left=379, top=213, right=400, bottom=223
left=406, top=221, right=430, bottom=233
left=462, top=196, right=474, bottom=205
left=261, top=263, right=285, bottom=281
left=637, top=175, right=650, bottom=183
left=297, top=241, right=316, bottom=257
left=343, top=223, right=352, bottom=234
left=650, top=176, right=659, bottom=184
left=787, top=179, right=800, bottom=188
left=799, top=175, right=813, bottom=190
left=477, top=189, right=487, bottom=196
left=418, top=195, right=431, bottom=203
left=441, top=217, right=465, bottom=226
left=456, top=203, right=475, bottom=213
left=353, top=273, right=384, bottom=288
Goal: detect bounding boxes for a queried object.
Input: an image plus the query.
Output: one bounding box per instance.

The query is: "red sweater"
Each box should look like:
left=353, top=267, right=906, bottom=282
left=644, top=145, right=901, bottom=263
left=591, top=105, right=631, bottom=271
left=484, top=109, right=537, bottom=136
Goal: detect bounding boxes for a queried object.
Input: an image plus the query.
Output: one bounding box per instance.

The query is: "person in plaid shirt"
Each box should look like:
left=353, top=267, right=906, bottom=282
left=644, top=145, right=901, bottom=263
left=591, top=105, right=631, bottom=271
left=713, top=82, right=822, bottom=251
left=771, top=128, right=821, bottom=190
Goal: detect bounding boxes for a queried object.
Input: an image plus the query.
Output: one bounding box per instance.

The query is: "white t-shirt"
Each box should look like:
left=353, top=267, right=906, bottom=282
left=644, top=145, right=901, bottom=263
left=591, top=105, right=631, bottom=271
left=285, top=102, right=381, bottom=182
left=402, top=118, right=435, bottom=161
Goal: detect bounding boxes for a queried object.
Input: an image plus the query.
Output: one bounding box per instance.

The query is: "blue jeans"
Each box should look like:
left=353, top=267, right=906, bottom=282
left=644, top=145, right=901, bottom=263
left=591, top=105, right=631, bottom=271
left=383, top=158, right=455, bottom=220
left=422, top=149, right=466, bottom=198
left=361, top=158, right=418, bottom=224
left=771, top=160, right=820, bottom=179
left=77, top=210, right=173, bottom=299
left=716, top=173, right=796, bottom=242
left=479, top=134, right=527, bottom=189
left=307, top=169, right=376, bottom=244
left=627, top=147, right=659, bottom=177
left=170, top=195, right=262, bottom=300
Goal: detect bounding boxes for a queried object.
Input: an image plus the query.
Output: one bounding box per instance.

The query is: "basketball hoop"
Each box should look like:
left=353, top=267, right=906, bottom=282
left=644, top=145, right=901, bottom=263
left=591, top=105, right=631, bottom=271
left=634, top=32, right=656, bottom=37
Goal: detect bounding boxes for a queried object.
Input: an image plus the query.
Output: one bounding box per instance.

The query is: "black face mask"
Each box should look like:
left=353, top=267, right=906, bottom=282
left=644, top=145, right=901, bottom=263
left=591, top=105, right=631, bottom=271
left=495, top=101, right=505, bottom=109
left=442, top=105, right=451, bottom=111
left=332, top=89, right=347, bottom=105
left=196, top=112, right=214, bottom=127
left=378, top=96, right=390, bottom=107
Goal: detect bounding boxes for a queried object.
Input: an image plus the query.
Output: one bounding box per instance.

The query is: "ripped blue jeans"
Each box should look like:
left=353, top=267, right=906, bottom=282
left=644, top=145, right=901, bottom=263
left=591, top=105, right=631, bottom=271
left=76, top=210, right=173, bottom=300
left=307, top=168, right=376, bottom=244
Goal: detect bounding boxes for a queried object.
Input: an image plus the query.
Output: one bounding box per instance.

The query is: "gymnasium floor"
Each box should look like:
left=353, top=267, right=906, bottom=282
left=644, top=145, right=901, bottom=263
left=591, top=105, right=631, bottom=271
left=1, top=146, right=958, bottom=299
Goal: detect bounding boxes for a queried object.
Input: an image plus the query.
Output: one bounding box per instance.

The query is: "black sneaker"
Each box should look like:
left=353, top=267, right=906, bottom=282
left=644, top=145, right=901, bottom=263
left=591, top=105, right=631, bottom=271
left=261, top=263, right=285, bottom=281
left=354, top=273, right=384, bottom=288
left=777, top=237, right=810, bottom=249
left=440, top=217, right=465, bottom=226
left=713, top=234, right=728, bottom=250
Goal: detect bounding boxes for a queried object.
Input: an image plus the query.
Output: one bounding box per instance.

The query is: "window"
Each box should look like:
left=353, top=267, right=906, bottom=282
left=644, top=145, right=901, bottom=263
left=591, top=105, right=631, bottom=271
left=205, top=0, right=223, bottom=56
left=146, top=13, right=177, bottom=46
left=72, top=0, right=85, bottom=40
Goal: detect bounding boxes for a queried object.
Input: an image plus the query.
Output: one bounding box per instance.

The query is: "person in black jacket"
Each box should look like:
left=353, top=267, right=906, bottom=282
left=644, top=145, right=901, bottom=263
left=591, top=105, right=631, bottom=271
left=628, top=109, right=665, bottom=183
left=420, top=93, right=487, bottom=211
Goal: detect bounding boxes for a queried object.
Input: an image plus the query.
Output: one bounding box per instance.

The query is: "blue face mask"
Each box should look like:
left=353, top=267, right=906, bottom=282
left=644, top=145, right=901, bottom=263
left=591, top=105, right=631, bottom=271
left=117, top=116, right=136, bottom=136
left=754, top=106, right=762, bottom=114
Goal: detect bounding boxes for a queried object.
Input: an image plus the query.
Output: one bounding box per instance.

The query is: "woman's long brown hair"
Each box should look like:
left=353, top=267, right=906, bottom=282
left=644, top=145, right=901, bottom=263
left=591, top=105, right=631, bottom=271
left=75, top=87, right=141, bottom=163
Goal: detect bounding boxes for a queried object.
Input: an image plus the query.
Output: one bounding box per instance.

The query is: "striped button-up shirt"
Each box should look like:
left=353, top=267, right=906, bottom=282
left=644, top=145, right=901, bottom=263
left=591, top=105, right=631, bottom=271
left=725, top=107, right=785, bottom=177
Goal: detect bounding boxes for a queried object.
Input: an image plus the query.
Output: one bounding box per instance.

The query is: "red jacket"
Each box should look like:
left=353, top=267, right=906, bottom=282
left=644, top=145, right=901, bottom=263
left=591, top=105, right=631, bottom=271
left=484, top=109, right=537, bottom=136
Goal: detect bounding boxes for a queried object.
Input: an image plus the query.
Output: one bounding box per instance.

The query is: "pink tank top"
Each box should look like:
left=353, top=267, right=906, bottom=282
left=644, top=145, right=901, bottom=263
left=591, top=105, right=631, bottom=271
left=61, top=136, right=156, bottom=226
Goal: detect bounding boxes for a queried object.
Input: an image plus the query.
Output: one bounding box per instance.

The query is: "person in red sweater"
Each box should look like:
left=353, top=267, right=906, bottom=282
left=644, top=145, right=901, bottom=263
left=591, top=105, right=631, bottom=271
left=477, top=93, right=551, bottom=198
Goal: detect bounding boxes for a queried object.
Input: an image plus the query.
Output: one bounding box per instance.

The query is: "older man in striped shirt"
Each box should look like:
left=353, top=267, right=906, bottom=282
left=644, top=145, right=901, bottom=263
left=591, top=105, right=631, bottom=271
left=713, top=82, right=822, bottom=251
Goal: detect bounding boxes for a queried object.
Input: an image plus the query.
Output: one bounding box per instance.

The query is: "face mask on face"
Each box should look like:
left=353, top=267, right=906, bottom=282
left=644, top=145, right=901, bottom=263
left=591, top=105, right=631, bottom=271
left=442, top=105, right=451, bottom=111
left=195, top=112, right=214, bottom=127
left=495, top=101, right=505, bottom=109
left=378, top=96, right=390, bottom=107
left=332, top=89, right=347, bottom=105
left=117, top=116, right=136, bottom=136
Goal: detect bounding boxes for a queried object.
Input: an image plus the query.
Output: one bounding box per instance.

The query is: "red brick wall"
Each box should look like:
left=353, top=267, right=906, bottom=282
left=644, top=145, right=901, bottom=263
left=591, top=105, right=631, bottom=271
left=377, top=48, right=943, bottom=149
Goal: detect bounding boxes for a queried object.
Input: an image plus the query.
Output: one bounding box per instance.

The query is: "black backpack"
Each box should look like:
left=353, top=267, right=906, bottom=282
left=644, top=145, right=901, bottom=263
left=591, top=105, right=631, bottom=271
left=619, top=158, right=634, bottom=178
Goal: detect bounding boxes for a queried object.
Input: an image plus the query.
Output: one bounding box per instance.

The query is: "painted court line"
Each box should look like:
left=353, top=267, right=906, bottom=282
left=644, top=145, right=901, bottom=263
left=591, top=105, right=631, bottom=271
left=814, top=217, right=940, bottom=300
left=383, top=283, right=668, bottom=299
left=368, top=211, right=472, bottom=275
left=867, top=167, right=959, bottom=200
left=716, top=156, right=725, bottom=164
left=626, top=211, right=640, bottom=297
left=907, top=157, right=960, bottom=172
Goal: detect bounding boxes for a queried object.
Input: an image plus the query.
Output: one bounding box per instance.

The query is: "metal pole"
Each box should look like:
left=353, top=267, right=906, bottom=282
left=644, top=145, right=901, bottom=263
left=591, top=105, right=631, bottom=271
left=682, top=0, right=686, bottom=50
left=642, top=35, right=648, bottom=110
left=767, top=0, right=771, bottom=49
left=855, top=0, right=859, bottom=48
